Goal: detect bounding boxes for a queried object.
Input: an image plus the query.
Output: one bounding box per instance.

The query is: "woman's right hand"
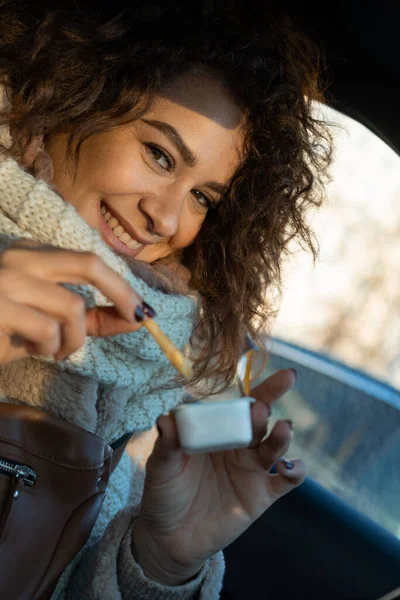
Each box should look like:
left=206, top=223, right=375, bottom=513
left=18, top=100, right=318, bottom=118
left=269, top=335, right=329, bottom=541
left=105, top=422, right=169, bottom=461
left=0, top=239, right=150, bottom=364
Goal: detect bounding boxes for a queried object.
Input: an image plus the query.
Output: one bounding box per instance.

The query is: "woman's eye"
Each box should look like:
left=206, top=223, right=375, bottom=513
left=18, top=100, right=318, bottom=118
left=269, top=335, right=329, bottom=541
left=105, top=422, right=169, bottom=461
left=192, top=189, right=215, bottom=210
left=146, top=144, right=173, bottom=171
left=145, top=145, right=216, bottom=210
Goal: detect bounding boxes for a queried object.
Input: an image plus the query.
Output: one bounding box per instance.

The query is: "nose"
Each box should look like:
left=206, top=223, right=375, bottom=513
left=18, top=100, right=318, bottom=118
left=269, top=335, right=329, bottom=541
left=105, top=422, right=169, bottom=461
left=138, top=184, right=186, bottom=239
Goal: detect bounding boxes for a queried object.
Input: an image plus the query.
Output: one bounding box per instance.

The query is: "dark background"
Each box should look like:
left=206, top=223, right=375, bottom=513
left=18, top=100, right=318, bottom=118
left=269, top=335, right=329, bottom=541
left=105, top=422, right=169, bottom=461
left=284, top=0, right=400, bottom=154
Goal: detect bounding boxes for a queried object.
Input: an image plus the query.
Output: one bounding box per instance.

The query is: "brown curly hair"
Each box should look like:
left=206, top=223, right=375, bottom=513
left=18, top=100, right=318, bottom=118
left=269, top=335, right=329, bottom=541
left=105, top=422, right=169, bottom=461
left=0, top=0, right=332, bottom=392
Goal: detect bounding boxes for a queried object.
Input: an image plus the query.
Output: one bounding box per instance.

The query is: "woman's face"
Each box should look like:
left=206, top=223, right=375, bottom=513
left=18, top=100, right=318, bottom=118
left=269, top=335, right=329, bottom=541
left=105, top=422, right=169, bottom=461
left=45, top=75, right=244, bottom=263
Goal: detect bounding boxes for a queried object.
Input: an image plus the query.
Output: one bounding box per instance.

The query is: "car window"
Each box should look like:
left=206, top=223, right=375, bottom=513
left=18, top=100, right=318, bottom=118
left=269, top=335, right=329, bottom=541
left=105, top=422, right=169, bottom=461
left=265, top=106, right=400, bottom=537
left=263, top=340, right=400, bottom=539
left=272, top=104, right=400, bottom=391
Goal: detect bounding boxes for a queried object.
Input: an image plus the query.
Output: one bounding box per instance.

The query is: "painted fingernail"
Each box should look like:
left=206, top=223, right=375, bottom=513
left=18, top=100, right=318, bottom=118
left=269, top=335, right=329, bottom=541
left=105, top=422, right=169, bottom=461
left=284, top=419, right=293, bottom=431
left=142, top=302, right=156, bottom=318
left=290, top=368, right=297, bottom=380
left=134, top=306, right=145, bottom=322
left=283, top=459, right=294, bottom=470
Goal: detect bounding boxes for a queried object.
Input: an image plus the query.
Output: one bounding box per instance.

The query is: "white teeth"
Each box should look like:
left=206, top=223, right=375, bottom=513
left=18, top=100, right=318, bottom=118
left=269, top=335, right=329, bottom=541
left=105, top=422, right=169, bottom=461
left=101, top=203, right=143, bottom=251
left=113, top=225, right=124, bottom=237
left=120, top=232, right=131, bottom=244
left=127, top=239, right=142, bottom=250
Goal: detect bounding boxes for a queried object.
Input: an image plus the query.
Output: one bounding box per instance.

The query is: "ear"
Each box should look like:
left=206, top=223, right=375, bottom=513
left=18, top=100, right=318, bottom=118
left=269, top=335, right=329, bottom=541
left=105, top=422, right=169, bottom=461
left=16, top=133, right=54, bottom=183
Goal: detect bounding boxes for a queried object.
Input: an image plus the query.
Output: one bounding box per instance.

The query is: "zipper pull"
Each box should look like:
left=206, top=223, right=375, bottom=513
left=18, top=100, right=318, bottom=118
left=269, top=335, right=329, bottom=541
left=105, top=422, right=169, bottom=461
left=0, top=458, right=37, bottom=486
left=0, top=464, right=36, bottom=540
left=13, top=465, right=35, bottom=500
left=0, top=459, right=37, bottom=541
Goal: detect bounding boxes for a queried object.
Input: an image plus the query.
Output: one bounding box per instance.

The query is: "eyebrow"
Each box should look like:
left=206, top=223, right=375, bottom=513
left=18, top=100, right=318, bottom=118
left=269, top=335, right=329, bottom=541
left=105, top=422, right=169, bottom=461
left=205, top=180, right=229, bottom=196
left=141, top=118, right=230, bottom=198
left=142, top=118, right=197, bottom=167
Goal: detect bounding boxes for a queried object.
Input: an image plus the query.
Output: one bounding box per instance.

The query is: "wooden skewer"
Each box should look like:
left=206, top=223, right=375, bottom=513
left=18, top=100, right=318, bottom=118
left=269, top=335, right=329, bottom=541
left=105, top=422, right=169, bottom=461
left=144, top=319, right=193, bottom=379
left=243, top=349, right=253, bottom=396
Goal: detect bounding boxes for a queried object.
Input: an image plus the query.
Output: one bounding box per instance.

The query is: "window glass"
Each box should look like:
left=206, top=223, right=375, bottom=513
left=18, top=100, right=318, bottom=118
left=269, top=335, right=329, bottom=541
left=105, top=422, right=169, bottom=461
left=272, top=105, right=400, bottom=390
left=264, top=341, right=400, bottom=538
left=265, top=106, right=400, bottom=536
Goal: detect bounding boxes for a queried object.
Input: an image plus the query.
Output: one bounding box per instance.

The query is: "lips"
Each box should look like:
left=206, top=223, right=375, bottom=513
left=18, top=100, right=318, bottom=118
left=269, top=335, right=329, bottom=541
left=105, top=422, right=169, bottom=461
left=99, top=201, right=147, bottom=258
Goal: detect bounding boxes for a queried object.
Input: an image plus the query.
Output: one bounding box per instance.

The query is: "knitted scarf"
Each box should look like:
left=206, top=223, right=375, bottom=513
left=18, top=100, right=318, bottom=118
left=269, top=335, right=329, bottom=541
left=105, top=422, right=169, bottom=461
left=0, top=98, right=198, bottom=441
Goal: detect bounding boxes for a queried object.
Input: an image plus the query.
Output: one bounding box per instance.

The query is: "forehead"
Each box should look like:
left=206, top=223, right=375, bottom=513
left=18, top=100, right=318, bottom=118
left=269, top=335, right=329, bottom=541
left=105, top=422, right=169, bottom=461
left=157, top=74, right=243, bottom=129
left=148, top=74, right=245, bottom=155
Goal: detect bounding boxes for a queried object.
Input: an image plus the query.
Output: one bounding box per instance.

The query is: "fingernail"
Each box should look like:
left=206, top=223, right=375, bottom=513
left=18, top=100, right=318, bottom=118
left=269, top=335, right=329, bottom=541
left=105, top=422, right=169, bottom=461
left=283, top=459, right=294, bottom=470
left=142, top=302, right=156, bottom=318
left=134, top=306, right=145, bottom=322
left=264, top=404, right=271, bottom=418
left=156, top=423, right=162, bottom=437
left=290, top=368, right=297, bottom=380
left=284, top=419, right=293, bottom=431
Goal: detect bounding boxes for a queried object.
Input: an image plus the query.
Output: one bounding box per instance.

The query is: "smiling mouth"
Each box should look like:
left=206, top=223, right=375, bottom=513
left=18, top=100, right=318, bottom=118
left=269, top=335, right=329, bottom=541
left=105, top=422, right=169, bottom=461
left=100, top=201, right=146, bottom=258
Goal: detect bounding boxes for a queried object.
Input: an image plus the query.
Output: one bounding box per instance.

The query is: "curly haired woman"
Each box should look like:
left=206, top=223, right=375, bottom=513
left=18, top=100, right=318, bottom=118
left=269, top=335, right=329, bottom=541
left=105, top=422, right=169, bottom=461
left=0, top=1, right=332, bottom=598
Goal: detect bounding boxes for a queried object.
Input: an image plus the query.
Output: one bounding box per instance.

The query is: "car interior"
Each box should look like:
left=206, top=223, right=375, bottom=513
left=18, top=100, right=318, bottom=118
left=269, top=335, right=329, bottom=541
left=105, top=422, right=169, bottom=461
left=9, top=1, right=398, bottom=598
left=220, top=2, right=400, bottom=599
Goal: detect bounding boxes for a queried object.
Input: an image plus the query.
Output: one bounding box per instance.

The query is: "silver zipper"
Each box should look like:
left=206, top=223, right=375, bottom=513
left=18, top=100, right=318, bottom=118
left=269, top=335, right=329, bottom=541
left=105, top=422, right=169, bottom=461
left=0, top=458, right=36, bottom=487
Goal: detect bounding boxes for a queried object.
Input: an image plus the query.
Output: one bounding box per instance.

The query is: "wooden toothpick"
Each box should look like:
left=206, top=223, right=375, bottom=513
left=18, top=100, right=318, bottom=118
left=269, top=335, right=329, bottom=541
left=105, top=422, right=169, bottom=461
left=144, top=319, right=193, bottom=379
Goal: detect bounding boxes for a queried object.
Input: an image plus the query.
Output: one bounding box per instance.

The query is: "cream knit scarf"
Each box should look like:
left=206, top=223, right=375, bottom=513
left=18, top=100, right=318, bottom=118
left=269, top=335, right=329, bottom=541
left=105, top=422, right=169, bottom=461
left=0, top=89, right=198, bottom=442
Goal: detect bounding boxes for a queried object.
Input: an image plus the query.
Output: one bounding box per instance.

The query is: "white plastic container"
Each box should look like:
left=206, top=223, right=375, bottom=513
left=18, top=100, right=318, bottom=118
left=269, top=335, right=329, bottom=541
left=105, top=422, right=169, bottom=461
left=172, top=397, right=255, bottom=454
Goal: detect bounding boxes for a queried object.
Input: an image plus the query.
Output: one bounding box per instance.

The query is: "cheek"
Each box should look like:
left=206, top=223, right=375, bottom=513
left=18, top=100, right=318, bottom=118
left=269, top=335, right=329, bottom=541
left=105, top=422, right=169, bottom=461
left=171, top=209, right=205, bottom=250
left=73, top=136, right=153, bottom=196
left=78, top=155, right=147, bottom=195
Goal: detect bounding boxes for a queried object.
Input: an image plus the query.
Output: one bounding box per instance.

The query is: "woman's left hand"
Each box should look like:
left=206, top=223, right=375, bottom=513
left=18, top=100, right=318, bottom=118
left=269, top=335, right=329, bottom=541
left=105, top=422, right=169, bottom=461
left=133, top=368, right=306, bottom=586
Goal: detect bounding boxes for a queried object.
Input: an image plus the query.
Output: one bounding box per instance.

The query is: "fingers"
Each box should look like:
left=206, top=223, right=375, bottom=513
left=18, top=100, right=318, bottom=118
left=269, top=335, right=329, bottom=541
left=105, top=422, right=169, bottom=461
left=53, top=250, right=142, bottom=323
left=0, top=241, right=157, bottom=364
left=0, top=295, right=62, bottom=357
left=0, top=334, right=31, bottom=364
left=85, top=306, right=144, bottom=337
left=0, top=271, right=87, bottom=361
left=268, top=458, right=307, bottom=499
left=0, top=242, right=144, bottom=323
left=250, top=369, right=296, bottom=407
left=257, top=419, right=293, bottom=470
left=248, top=401, right=270, bottom=449
left=0, top=270, right=145, bottom=360
left=257, top=419, right=306, bottom=500
left=146, top=414, right=186, bottom=483
left=155, top=414, right=181, bottom=452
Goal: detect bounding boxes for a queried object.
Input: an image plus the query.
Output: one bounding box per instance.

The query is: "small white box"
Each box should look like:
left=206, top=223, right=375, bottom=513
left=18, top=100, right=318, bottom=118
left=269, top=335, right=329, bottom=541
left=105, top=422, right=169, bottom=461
left=172, top=397, right=255, bottom=454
